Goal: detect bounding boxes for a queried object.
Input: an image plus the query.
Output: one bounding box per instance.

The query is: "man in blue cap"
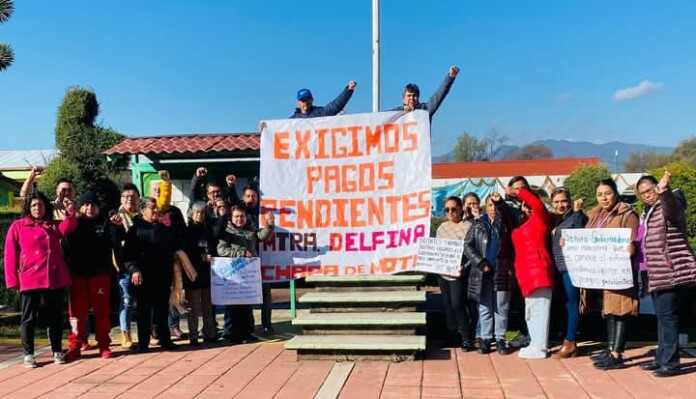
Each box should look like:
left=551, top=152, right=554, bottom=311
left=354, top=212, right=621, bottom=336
left=393, top=66, right=459, bottom=121
left=290, top=80, right=357, bottom=119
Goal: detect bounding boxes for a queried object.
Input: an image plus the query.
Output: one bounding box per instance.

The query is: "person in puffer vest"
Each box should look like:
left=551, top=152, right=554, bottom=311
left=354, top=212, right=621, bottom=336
left=637, top=172, right=696, bottom=377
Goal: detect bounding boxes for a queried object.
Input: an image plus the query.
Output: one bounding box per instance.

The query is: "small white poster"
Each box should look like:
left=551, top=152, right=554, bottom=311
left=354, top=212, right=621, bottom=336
left=415, top=237, right=464, bottom=277
left=561, top=228, right=634, bottom=290
left=211, top=257, right=263, bottom=305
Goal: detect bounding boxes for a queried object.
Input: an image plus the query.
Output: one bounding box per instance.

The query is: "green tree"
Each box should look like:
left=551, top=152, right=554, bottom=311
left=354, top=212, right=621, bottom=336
left=623, top=151, right=671, bottom=172
left=504, top=143, right=553, bottom=160
left=453, top=133, right=487, bottom=162
left=670, top=136, right=696, bottom=168
left=646, top=162, right=696, bottom=246
left=563, top=165, right=612, bottom=210
left=38, top=87, right=126, bottom=209
left=0, top=0, right=14, bottom=72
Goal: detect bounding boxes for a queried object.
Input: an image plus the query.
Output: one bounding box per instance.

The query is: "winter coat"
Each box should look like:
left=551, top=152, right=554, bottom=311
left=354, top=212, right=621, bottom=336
left=551, top=210, right=588, bottom=273
left=391, top=73, right=456, bottom=121
left=290, top=87, right=354, bottom=119
left=584, top=202, right=639, bottom=317
left=122, top=216, right=179, bottom=289
left=463, top=200, right=516, bottom=300
left=510, top=188, right=554, bottom=297
left=4, top=213, right=77, bottom=292
left=65, top=215, right=125, bottom=277
left=643, top=188, right=696, bottom=292
left=217, top=223, right=274, bottom=258
left=182, top=221, right=217, bottom=289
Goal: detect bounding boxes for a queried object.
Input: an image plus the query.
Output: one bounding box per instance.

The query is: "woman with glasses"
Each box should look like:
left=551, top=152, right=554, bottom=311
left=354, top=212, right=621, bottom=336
left=436, top=195, right=475, bottom=351
left=635, top=172, right=696, bottom=377
left=549, top=187, right=587, bottom=358
left=585, top=179, right=639, bottom=370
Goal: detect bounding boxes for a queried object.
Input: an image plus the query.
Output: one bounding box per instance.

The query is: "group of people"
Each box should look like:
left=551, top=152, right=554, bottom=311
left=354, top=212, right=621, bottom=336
left=436, top=172, right=696, bottom=377
left=2, top=66, right=462, bottom=369
left=4, top=166, right=274, bottom=368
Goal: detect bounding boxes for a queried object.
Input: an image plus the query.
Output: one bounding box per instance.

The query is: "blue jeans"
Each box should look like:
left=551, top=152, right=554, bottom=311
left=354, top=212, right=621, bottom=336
left=561, top=271, right=580, bottom=341
left=478, top=277, right=511, bottom=341
left=118, top=274, right=132, bottom=332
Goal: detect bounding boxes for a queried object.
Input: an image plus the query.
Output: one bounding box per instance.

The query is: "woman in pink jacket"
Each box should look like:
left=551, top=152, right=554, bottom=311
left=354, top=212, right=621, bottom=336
left=4, top=192, right=77, bottom=368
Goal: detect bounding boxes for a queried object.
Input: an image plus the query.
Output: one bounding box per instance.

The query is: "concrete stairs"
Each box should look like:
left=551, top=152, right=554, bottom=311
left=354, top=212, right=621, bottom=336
left=285, top=275, right=427, bottom=361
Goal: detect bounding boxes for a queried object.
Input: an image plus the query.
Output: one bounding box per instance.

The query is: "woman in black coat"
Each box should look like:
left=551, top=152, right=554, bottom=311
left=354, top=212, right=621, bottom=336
left=183, top=201, right=218, bottom=345
left=122, top=197, right=180, bottom=353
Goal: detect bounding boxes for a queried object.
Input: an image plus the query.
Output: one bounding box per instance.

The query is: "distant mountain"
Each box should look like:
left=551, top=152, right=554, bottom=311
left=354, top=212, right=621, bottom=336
left=433, top=139, right=673, bottom=171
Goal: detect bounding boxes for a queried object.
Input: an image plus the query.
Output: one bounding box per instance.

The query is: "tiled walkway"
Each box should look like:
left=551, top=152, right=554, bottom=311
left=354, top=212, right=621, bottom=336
left=0, top=341, right=693, bottom=399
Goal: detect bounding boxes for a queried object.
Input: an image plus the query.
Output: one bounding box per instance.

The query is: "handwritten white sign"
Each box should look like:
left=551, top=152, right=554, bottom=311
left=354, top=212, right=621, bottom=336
left=210, top=257, right=263, bottom=305
left=561, top=228, right=634, bottom=290
left=415, top=237, right=464, bottom=277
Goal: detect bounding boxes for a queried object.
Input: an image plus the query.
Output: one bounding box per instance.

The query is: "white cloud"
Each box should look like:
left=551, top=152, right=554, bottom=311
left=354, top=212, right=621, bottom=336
left=556, top=93, right=573, bottom=103
left=489, top=118, right=502, bottom=126
left=612, top=80, right=664, bottom=102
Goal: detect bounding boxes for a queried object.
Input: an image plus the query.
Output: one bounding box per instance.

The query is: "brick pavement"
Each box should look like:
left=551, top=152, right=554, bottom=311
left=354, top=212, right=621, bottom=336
left=0, top=341, right=694, bottom=399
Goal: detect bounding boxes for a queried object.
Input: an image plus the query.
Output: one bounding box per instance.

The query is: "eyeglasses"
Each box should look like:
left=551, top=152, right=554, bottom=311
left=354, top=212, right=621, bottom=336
left=638, top=186, right=656, bottom=197
left=444, top=207, right=460, bottom=213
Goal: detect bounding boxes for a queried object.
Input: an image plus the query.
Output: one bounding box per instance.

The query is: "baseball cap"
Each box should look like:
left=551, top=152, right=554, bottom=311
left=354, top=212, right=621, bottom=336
left=297, top=89, right=313, bottom=101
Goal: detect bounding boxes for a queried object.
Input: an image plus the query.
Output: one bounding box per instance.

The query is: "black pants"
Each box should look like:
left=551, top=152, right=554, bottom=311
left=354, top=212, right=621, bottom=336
left=261, top=283, right=272, bottom=329
left=226, top=305, right=253, bottom=342
left=438, top=276, right=473, bottom=343
left=20, top=288, right=64, bottom=355
left=134, top=283, right=172, bottom=350
left=653, top=287, right=684, bottom=370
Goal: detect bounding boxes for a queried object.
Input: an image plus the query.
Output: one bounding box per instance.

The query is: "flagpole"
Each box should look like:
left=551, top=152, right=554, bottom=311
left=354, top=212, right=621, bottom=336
left=372, top=0, right=380, bottom=112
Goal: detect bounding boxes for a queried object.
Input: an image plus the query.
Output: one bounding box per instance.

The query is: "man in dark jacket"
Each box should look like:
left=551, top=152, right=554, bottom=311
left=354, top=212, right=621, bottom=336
left=392, top=66, right=459, bottom=121
left=290, top=81, right=357, bottom=119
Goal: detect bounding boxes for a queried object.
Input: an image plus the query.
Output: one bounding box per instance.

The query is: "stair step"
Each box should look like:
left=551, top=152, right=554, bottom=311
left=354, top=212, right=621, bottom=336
left=306, top=275, right=425, bottom=286
left=299, top=290, right=426, bottom=304
left=292, top=311, right=426, bottom=326
left=285, top=335, right=426, bottom=351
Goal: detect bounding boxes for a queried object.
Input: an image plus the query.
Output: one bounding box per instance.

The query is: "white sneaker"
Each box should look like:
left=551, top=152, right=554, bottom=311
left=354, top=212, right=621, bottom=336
left=53, top=352, right=66, bottom=365
left=23, top=355, right=38, bottom=368
left=518, top=346, right=547, bottom=359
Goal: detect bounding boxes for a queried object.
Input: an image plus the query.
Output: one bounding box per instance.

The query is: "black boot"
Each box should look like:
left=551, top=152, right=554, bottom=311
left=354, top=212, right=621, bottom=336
left=497, top=340, right=512, bottom=355
left=613, top=317, right=628, bottom=354
left=592, top=316, right=616, bottom=363
left=478, top=339, right=492, bottom=355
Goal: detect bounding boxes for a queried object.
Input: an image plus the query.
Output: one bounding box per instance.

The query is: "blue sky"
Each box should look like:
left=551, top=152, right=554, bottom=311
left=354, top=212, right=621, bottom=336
left=1, top=0, right=695, bottom=156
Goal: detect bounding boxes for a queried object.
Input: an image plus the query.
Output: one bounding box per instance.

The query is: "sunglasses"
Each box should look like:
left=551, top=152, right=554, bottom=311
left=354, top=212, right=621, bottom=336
left=444, top=207, right=460, bottom=213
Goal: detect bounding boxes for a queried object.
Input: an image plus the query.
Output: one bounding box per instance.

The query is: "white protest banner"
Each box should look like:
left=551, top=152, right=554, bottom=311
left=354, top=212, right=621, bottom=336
left=259, top=110, right=432, bottom=282
left=415, top=237, right=464, bottom=277
left=560, top=228, right=634, bottom=290
left=210, top=257, right=263, bottom=305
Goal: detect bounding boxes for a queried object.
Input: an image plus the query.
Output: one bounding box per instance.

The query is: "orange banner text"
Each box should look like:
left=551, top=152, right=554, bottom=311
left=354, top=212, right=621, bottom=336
left=261, top=189, right=430, bottom=229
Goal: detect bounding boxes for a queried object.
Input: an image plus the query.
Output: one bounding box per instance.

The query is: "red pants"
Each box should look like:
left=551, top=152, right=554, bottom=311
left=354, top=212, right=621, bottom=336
left=68, top=273, right=112, bottom=350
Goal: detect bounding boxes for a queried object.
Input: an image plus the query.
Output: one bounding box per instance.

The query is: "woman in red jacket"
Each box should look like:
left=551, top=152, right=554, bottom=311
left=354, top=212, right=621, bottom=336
left=510, top=187, right=554, bottom=359
left=4, top=192, right=77, bottom=368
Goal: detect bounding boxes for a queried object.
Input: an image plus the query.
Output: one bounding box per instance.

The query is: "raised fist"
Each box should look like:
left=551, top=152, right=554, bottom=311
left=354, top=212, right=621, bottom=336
left=195, top=167, right=207, bottom=179
left=159, top=170, right=170, bottom=182
left=348, top=81, right=357, bottom=90
left=449, top=66, right=460, bottom=77
left=226, top=174, right=236, bottom=186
